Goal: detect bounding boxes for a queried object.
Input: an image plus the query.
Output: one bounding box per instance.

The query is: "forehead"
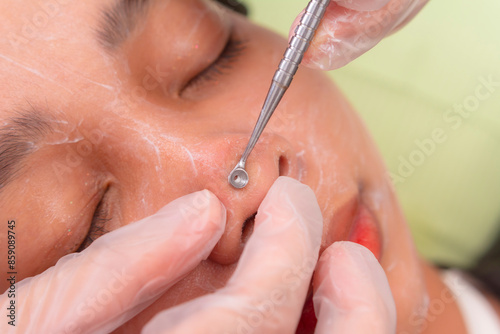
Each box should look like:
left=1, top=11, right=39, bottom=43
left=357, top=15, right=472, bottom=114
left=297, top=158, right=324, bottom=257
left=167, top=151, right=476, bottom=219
left=0, top=0, right=109, bottom=52
left=0, top=0, right=238, bottom=120
left=0, top=0, right=225, bottom=54
left=0, top=0, right=121, bottom=114
left=0, top=0, right=226, bottom=91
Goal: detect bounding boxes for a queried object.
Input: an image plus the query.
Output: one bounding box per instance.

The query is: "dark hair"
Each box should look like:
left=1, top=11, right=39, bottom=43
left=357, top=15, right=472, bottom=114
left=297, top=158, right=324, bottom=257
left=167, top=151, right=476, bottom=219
left=469, top=226, right=500, bottom=299
left=215, top=0, right=248, bottom=16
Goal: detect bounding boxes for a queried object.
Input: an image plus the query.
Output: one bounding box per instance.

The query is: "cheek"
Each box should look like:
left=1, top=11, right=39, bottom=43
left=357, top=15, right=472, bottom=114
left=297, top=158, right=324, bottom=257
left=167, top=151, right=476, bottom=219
left=102, top=129, right=234, bottom=222
left=268, top=71, right=365, bottom=191
left=360, top=158, right=428, bottom=331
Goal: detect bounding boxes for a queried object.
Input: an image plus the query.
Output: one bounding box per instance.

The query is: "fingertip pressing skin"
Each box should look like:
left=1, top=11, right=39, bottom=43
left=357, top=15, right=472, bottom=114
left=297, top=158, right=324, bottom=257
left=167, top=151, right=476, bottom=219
left=313, top=242, right=396, bottom=334
left=158, top=189, right=227, bottom=240
left=89, top=189, right=228, bottom=306
left=258, top=177, right=323, bottom=246
left=227, top=176, right=323, bottom=302
left=84, top=189, right=227, bottom=279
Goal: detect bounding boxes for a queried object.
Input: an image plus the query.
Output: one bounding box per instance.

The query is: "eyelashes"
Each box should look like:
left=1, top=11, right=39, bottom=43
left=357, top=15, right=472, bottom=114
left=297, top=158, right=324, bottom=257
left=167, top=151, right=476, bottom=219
left=77, top=196, right=111, bottom=252
left=184, top=37, right=247, bottom=91
left=215, top=0, right=248, bottom=16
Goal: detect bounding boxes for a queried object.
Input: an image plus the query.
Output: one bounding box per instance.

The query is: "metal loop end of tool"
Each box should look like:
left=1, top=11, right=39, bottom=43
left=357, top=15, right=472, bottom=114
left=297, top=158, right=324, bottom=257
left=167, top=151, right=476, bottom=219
left=229, top=166, right=249, bottom=189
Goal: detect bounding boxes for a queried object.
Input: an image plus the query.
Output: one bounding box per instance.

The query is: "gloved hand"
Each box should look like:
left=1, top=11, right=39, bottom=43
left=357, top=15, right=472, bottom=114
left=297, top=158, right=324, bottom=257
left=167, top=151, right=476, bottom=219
left=0, top=189, right=227, bottom=333
left=291, top=0, right=429, bottom=70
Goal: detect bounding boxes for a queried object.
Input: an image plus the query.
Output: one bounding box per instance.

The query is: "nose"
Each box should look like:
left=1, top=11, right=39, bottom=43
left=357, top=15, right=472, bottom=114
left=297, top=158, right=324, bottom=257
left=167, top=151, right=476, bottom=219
left=201, top=133, right=299, bottom=266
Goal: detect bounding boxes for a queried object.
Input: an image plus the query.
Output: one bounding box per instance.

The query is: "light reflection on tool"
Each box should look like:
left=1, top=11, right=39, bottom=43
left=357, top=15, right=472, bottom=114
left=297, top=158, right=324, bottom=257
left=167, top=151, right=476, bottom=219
left=228, top=0, right=331, bottom=189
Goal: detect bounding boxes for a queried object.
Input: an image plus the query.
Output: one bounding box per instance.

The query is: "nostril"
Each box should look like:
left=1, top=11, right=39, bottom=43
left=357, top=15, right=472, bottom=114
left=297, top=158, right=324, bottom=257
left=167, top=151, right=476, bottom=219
left=279, top=155, right=290, bottom=177
left=241, top=212, right=256, bottom=245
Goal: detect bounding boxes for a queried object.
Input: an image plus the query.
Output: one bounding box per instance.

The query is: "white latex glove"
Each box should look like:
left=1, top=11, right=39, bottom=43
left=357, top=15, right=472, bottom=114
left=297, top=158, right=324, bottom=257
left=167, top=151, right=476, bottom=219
left=313, top=241, right=397, bottom=334
left=0, top=190, right=227, bottom=333
left=291, top=0, right=429, bottom=70
left=142, top=177, right=324, bottom=333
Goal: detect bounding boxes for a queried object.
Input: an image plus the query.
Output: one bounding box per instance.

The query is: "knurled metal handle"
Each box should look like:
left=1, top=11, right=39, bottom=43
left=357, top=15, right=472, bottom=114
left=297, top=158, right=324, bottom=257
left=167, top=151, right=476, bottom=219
left=273, top=0, right=331, bottom=88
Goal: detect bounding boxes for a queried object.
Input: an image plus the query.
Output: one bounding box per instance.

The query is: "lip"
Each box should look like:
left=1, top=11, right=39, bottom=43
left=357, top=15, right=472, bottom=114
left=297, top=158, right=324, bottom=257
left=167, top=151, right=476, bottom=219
left=295, top=290, right=316, bottom=334
left=322, top=190, right=382, bottom=261
left=347, top=202, right=382, bottom=260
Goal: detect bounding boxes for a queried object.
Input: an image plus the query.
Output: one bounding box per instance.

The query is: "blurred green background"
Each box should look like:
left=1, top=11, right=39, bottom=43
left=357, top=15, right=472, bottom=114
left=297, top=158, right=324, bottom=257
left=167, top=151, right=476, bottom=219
left=244, top=0, right=500, bottom=268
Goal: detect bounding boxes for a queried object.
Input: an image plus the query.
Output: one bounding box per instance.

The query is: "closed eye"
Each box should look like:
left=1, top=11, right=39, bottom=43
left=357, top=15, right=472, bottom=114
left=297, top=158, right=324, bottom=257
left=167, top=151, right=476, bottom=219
left=183, top=36, right=247, bottom=92
left=77, top=190, right=111, bottom=252
left=215, top=0, right=248, bottom=16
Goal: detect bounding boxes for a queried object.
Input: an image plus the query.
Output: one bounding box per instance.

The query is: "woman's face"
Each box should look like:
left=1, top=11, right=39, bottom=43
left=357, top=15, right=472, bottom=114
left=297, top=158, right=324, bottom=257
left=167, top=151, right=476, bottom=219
left=0, top=0, right=427, bottom=332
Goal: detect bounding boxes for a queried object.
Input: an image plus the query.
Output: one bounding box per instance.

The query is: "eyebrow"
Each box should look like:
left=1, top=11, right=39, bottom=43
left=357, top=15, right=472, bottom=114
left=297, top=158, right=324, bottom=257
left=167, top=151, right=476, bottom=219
left=0, top=107, right=54, bottom=191
left=96, top=0, right=248, bottom=49
left=96, top=0, right=152, bottom=50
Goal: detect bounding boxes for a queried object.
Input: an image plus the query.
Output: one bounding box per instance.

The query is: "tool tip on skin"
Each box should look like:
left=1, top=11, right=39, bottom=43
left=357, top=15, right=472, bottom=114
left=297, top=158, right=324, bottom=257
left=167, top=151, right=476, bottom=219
left=229, top=167, right=249, bottom=189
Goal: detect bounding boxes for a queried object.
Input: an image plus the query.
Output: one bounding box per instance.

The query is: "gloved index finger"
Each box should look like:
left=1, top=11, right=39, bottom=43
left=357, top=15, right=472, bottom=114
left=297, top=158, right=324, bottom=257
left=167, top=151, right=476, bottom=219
left=0, top=190, right=226, bottom=334
left=143, top=177, right=323, bottom=334
left=226, top=177, right=323, bottom=333
left=226, top=177, right=323, bottom=301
